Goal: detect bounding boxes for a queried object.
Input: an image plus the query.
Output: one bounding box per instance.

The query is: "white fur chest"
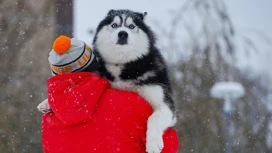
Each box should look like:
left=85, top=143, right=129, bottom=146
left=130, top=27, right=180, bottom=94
left=106, top=63, right=122, bottom=79
left=105, top=63, right=136, bottom=91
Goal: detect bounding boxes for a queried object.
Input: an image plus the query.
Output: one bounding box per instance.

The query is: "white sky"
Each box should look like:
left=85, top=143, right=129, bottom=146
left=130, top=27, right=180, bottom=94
left=226, top=0, right=272, bottom=38
left=74, top=0, right=272, bottom=44
left=74, top=0, right=185, bottom=44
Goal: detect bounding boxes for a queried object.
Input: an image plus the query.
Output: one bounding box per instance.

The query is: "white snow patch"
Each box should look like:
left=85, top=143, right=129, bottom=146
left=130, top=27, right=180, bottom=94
left=210, top=82, right=245, bottom=100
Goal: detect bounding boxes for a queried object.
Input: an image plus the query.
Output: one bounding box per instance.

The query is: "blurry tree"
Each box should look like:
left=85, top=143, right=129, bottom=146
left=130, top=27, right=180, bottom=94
left=55, top=0, right=73, bottom=37
left=152, top=0, right=272, bottom=152
left=0, top=0, right=55, bottom=152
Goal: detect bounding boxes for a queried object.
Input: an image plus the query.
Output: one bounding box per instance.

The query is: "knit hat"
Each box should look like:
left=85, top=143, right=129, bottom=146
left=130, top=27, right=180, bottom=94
left=48, top=35, right=96, bottom=75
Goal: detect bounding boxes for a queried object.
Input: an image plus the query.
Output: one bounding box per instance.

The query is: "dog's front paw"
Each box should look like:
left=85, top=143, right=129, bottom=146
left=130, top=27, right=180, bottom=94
left=37, top=99, right=52, bottom=113
left=146, top=130, right=164, bottom=153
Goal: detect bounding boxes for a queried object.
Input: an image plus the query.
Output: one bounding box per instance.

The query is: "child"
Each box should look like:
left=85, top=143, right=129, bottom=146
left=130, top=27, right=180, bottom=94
left=40, top=35, right=179, bottom=153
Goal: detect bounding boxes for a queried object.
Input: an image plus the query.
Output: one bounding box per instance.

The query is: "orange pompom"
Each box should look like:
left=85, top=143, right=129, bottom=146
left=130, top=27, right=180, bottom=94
left=53, top=35, right=71, bottom=54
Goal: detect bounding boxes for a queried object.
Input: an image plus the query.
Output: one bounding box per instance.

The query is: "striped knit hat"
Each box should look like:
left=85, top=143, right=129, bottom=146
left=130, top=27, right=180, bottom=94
left=48, top=35, right=95, bottom=75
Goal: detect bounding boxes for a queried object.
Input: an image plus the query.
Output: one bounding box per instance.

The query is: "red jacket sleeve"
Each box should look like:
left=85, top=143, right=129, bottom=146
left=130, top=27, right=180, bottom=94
left=161, top=129, right=179, bottom=153
left=97, top=89, right=179, bottom=153
left=47, top=72, right=110, bottom=126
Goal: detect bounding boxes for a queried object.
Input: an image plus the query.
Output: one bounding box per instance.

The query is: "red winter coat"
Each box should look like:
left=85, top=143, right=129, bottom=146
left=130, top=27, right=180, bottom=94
left=42, top=72, right=179, bottom=153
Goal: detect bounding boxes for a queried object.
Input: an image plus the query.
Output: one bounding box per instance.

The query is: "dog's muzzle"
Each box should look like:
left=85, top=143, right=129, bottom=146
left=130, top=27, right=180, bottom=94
left=117, top=31, right=128, bottom=45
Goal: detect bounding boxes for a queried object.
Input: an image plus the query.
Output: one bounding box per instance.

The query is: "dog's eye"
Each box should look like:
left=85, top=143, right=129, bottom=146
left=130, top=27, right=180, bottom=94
left=128, top=24, right=135, bottom=29
left=111, top=23, right=118, bottom=28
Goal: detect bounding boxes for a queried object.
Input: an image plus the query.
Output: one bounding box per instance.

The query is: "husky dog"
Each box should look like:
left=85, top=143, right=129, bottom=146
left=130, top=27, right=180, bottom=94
left=93, top=9, right=176, bottom=153
left=37, top=9, right=177, bottom=153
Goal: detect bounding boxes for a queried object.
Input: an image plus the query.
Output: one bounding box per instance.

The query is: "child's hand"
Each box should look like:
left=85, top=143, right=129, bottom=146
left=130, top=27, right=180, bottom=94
left=37, top=99, right=52, bottom=113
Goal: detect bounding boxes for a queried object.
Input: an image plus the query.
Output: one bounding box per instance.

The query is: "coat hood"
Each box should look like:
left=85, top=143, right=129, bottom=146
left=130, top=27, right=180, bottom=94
left=47, top=72, right=110, bottom=126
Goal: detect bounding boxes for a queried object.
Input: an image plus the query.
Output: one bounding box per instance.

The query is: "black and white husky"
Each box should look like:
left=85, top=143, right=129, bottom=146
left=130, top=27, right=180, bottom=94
left=37, top=9, right=176, bottom=153
left=93, top=9, right=176, bottom=153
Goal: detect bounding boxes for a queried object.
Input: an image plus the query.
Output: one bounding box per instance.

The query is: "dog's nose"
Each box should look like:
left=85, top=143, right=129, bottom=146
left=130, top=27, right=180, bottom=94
left=118, top=31, right=128, bottom=39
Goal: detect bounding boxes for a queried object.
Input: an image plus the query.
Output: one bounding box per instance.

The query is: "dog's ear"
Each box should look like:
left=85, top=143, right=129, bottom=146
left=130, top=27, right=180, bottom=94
left=107, top=9, right=115, bottom=15
left=139, top=12, right=147, bottom=20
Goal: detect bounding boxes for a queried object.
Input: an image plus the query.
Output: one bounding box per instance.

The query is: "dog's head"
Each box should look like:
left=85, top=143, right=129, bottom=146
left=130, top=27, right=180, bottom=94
left=93, top=9, right=155, bottom=64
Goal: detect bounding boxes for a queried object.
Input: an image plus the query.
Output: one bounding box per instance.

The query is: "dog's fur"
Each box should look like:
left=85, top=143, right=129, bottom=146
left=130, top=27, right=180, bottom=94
left=37, top=9, right=176, bottom=153
left=93, top=9, right=176, bottom=153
